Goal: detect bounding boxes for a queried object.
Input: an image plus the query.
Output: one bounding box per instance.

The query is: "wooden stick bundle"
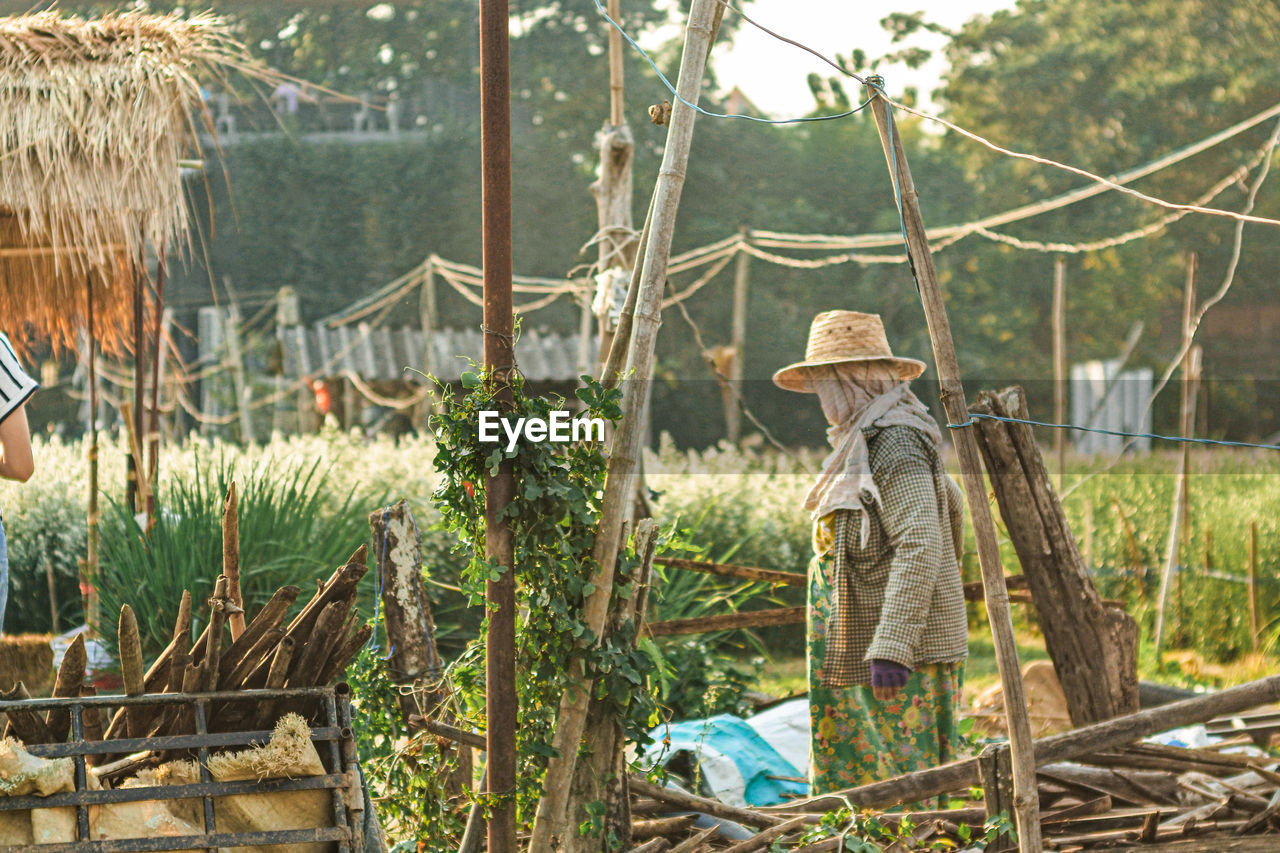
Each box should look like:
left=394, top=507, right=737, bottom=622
left=21, top=548, right=370, bottom=758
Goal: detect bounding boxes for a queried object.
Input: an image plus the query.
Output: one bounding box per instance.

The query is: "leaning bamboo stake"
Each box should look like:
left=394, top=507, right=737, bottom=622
left=1052, top=257, right=1067, bottom=488
left=865, top=80, right=1042, bottom=851
left=1249, top=521, right=1261, bottom=651
left=529, top=2, right=720, bottom=847
left=1155, top=253, right=1199, bottom=662
left=222, top=482, right=245, bottom=641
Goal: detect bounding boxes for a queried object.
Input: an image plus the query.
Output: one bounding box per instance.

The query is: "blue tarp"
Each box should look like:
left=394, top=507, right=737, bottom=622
left=651, top=713, right=808, bottom=806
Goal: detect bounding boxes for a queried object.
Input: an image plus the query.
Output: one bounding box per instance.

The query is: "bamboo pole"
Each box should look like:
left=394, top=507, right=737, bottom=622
left=590, top=0, right=637, bottom=375
left=1155, top=253, right=1199, bottom=661
left=865, top=80, right=1042, bottom=851
left=223, top=283, right=253, bottom=442
left=727, top=231, right=750, bottom=443
left=128, top=259, right=144, bottom=514
left=607, top=0, right=624, bottom=127
left=1053, top=257, right=1066, bottom=488
left=146, top=248, right=166, bottom=525
left=85, top=277, right=100, bottom=638
left=479, top=0, right=517, bottom=849
left=223, top=483, right=245, bottom=641
left=529, top=2, right=720, bottom=847
left=1249, top=520, right=1260, bottom=652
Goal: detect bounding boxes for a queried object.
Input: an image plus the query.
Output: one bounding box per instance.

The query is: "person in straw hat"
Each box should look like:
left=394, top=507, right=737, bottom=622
left=774, top=310, right=967, bottom=797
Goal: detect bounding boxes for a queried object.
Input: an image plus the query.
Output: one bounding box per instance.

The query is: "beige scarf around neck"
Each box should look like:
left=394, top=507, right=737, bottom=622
left=804, top=362, right=942, bottom=544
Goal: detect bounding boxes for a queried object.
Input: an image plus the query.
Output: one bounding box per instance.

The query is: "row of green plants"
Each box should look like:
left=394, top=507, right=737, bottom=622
left=4, top=431, right=1279, bottom=662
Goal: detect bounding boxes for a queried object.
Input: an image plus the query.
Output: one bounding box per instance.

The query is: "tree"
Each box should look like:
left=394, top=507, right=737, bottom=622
left=885, top=0, right=1280, bottom=433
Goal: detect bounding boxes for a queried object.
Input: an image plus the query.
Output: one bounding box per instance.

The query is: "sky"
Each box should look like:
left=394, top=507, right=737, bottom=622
left=712, top=0, right=1016, bottom=117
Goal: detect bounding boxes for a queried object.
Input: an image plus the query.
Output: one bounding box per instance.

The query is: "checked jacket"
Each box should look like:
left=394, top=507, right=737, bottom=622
left=816, top=424, right=968, bottom=686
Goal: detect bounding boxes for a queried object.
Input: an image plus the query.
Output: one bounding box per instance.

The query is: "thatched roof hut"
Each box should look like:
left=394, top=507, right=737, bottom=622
left=0, top=11, right=254, bottom=353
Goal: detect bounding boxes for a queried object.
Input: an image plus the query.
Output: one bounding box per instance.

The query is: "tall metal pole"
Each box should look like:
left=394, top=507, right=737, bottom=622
left=479, top=0, right=516, bottom=850
left=866, top=81, right=1043, bottom=851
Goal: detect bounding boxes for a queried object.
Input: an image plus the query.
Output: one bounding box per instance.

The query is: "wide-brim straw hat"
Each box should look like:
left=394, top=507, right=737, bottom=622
left=773, top=310, right=926, bottom=393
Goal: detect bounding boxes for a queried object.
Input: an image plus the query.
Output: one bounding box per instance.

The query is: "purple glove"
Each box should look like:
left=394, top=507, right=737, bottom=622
left=870, top=659, right=910, bottom=689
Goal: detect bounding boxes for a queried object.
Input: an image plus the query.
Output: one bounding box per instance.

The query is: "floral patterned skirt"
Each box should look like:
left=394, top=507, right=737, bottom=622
left=808, top=548, right=964, bottom=802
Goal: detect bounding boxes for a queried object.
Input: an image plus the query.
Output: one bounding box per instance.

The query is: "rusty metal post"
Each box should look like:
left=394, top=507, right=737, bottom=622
left=480, top=0, right=517, bottom=850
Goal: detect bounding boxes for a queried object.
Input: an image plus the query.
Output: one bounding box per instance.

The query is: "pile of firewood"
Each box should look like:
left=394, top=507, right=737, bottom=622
left=617, top=733, right=1280, bottom=852
left=1, top=544, right=371, bottom=755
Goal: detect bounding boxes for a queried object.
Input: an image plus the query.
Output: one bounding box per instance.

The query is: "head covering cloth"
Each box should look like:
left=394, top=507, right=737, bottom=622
left=804, top=361, right=942, bottom=545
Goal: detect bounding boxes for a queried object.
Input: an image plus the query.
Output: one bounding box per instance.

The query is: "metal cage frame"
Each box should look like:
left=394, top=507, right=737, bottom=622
left=0, top=684, right=364, bottom=852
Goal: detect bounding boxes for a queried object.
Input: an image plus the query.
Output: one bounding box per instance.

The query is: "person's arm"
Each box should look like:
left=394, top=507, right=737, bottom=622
left=0, top=332, right=38, bottom=482
left=865, top=428, right=945, bottom=698
left=0, top=403, right=33, bottom=482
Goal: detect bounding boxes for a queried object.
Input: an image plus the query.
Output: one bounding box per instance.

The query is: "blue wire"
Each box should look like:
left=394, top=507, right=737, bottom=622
left=591, top=0, right=874, bottom=125
left=948, top=412, right=1280, bottom=452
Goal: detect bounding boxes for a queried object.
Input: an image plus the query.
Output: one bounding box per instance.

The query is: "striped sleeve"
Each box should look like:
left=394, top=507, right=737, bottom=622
left=0, top=332, right=39, bottom=424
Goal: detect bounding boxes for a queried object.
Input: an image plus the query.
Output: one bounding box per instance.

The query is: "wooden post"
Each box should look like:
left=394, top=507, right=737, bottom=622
left=224, top=300, right=253, bottom=442
left=1249, top=520, right=1260, bottom=652
left=1052, top=257, right=1066, bottom=488
left=971, top=387, right=1139, bottom=725
left=44, top=555, right=58, bottom=633
left=979, top=744, right=1016, bottom=853
left=726, top=232, right=750, bottom=443
left=866, top=81, right=1042, bottom=851
left=590, top=0, right=637, bottom=372
left=419, top=260, right=436, bottom=380
left=1155, top=253, right=1199, bottom=661
left=369, top=500, right=471, bottom=792
left=530, top=2, right=720, bottom=847
left=479, top=0, right=517, bottom=848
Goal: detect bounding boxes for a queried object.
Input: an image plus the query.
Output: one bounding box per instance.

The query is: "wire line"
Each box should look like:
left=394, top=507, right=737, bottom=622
left=949, top=412, right=1280, bottom=452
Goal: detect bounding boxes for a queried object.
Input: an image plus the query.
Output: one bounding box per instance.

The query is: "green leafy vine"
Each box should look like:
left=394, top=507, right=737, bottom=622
left=430, top=368, right=658, bottom=828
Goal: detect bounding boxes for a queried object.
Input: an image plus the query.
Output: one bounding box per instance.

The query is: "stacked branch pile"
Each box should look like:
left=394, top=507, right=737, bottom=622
left=2, top=545, right=371, bottom=755
left=427, top=673, right=1280, bottom=851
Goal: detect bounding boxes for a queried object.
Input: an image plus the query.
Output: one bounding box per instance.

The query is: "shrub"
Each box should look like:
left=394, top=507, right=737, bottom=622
left=95, top=456, right=380, bottom=659
left=2, top=482, right=88, bottom=634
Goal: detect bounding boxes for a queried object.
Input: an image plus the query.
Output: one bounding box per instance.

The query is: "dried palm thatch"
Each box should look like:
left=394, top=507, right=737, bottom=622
left=0, top=11, right=258, bottom=353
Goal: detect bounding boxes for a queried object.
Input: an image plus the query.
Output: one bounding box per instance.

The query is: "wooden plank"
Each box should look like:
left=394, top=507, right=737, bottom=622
left=654, top=557, right=805, bottom=587
left=645, top=606, right=805, bottom=637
